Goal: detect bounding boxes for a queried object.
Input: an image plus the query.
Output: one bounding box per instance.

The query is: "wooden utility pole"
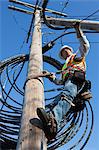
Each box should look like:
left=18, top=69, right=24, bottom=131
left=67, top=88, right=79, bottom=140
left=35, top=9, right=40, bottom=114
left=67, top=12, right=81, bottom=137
left=16, top=10, right=47, bottom=150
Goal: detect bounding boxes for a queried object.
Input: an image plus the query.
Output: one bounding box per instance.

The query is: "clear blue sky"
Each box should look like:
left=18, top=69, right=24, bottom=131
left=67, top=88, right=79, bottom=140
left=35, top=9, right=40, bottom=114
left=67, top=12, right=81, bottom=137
left=0, top=0, right=99, bottom=150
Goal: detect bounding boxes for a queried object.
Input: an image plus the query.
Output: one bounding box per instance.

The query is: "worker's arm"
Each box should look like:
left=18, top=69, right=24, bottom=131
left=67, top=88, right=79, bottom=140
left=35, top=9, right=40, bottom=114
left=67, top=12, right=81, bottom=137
left=74, top=22, right=90, bottom=58
left=46, top=73, right=64, bottom=85
left=52, top=78, right=64, bottom=85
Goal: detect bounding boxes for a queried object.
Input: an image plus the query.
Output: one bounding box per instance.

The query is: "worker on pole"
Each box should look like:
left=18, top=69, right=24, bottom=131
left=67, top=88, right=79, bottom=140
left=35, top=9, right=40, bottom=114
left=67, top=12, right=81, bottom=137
left=37, top=22, right=91, bottom=141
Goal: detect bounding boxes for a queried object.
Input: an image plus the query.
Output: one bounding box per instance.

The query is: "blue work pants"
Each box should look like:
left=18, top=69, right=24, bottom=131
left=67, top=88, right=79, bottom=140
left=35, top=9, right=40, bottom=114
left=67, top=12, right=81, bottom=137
left=52, top=80, right=77, bottom=128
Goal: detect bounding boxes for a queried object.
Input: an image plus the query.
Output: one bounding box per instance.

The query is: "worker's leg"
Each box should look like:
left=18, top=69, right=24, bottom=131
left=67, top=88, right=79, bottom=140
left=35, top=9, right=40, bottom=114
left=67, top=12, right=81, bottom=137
left=37, top=80, right=77, bottom=140
left=52, top=80, right=77, bottom=128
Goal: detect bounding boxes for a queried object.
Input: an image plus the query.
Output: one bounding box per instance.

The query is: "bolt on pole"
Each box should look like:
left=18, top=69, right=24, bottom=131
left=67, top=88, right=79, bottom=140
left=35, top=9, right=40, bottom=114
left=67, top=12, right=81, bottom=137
left=16, top=10, right=47, bottom=150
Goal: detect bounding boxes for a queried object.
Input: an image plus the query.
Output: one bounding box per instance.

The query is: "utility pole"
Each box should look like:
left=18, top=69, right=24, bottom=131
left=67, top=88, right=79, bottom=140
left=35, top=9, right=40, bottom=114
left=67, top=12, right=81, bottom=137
left=16, top=10, right=47, bottom=150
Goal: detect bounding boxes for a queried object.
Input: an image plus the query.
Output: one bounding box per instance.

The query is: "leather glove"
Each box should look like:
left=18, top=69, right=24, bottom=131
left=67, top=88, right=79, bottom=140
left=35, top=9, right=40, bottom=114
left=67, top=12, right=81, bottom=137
left=43, top=70, right=56, bottom=81
left=48, top=73, right=56, bottom=81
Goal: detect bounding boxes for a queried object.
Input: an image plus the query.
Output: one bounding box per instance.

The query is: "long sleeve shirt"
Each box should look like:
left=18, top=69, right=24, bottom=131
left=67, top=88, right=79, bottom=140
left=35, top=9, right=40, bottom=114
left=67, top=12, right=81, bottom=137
left=51, top=35, right=90, bottom=85
left=78, top=35, right=90, bottom=57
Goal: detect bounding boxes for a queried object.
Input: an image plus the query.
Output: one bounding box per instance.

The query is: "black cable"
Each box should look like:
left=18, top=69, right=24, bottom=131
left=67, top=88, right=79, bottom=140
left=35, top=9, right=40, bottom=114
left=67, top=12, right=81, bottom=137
left=6, top=63, right=24, bottom=96
left=61, top=0, right=70, bottom=14
left=0, top=63, right=24, bottom=112
left=80, top=9, right=99, bottom=23
left=42, top=30, right=99, bottom=54
left=80, top=101, right=94, bottom=150
left=42, top=0, right=68, bottom=30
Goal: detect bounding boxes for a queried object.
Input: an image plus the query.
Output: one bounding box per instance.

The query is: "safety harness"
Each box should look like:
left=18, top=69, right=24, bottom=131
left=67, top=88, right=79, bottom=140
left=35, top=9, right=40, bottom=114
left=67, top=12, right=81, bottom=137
left=62, top=54, right=86, bottom=81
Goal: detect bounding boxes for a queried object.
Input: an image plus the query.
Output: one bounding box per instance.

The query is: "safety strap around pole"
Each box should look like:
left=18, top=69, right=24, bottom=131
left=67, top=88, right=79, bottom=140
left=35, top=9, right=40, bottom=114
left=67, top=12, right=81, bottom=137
left=23, top=71, right=52, bottom=89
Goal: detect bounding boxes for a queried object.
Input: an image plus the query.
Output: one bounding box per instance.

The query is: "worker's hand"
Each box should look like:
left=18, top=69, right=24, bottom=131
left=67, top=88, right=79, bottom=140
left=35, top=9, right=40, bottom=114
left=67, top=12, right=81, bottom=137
left=42, top=70, right=56, bottom=81
left=73, top=21, right=81, bottom=29
left=42, top=70, right=50, bottom=74
left=47, top=72, right=56, bottom=81
left=49, top=72, right=56, bottom=79
left=73, top=21, right=83, bottom=38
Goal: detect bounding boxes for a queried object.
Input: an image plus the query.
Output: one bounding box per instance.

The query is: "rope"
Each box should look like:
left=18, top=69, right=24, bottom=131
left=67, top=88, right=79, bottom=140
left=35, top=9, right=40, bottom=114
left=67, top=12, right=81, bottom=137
left=23, top=71, right=52, bottom=89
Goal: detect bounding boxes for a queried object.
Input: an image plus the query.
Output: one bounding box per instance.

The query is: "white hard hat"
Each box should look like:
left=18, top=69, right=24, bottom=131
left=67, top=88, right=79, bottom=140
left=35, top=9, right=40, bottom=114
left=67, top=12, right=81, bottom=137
left=59, top=45, right=73, bottom=59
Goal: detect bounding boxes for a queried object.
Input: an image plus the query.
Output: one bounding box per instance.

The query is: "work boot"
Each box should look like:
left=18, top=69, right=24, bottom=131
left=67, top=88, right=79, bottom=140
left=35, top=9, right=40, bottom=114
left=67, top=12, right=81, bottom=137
left=37, top=108, right=57, bottom=141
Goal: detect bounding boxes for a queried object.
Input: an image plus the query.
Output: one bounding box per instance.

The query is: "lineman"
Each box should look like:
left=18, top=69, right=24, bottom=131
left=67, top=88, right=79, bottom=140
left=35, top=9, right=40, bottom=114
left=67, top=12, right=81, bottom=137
left=37, top=22, right=90, bottom=140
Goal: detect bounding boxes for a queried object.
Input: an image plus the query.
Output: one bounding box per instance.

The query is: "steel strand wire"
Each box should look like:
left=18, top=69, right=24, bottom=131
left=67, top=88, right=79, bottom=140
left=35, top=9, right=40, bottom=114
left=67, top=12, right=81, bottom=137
left=0, top=80, right=22, bottom=110
left=48, top=112, right=75, bottom=146
left=0, top=124, right=19, bottom=131
left=66, top=112, right=85, bottom=150
left=0, top=55, right=25, bottom=72
left=0, top=116, right=20, bottom=127
left=53, top=112, right=81, bottom=149
left=65, top=101, right=94, bottom=150
left=1, top=132, right=17, bottom=142
left=0, top=55, right=27, bottom=146
left=0, top=109, right=21, bottom=114
left=0, top=119, right=20, bottom=142
left=0, top=107, right=21, bottom=116
left=1, top=125, right=19, bottom=134
left=5, top=62, right=25, bottom=102
left=65, top=112, right=84, bottom=143
left=0, top=115, right=20, bottom=125
left=57, top=111, right=75, bottom=134
left=6, top=62, right=24, bottom=96
left=48, top=112, right=79, bottom=149
left=66, top=104, right=89, bottom=150
left=62, top=104, right=86, bottom=143
left=0, top=124, right=19, bottom=135
left=60, top=111, right=83, bottom=146
left=42, top=0, right=68, bottom=30
left=48, top=100, right=93, bottom=150
left=80, top=101, right=94, bottom=150
left=0, top=112, right=21, bottom=142
left=57, top=112, right=79, bottom=136
left=0, top=64, right=22, bottom=106
left=1, top=126, right=19, bottom=140
left=0, top=97, right=21, bottom=113
left=49, top=111, right=81, bottom=149
left=0, top=62, right=25, bottom=111
left=0, top=108, right=21, bottom=126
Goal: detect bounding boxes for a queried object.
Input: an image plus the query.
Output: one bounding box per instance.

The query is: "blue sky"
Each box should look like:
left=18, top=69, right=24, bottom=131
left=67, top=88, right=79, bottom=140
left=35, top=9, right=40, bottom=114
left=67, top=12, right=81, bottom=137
left=0, top=0, right=99, bottom=150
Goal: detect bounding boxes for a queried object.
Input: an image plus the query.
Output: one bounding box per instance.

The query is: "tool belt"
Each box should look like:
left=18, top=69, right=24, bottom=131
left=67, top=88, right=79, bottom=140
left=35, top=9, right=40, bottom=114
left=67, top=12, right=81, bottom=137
left=71, top=70, right=85, bottom=85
